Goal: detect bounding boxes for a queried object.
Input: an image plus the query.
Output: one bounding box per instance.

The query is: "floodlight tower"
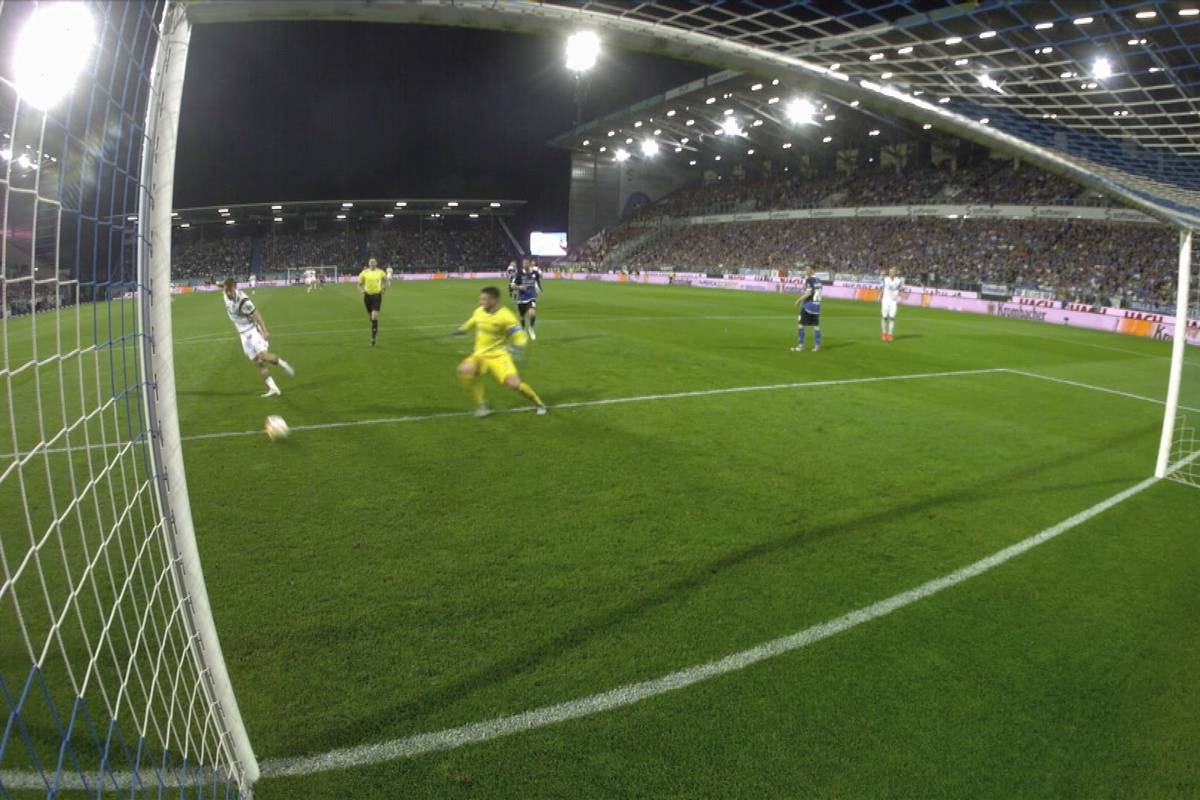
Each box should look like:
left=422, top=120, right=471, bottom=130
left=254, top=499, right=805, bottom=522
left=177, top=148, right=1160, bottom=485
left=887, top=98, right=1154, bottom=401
left=565, top=31, right=599, bottom=124
left=12, top=1, right=96, bottom=110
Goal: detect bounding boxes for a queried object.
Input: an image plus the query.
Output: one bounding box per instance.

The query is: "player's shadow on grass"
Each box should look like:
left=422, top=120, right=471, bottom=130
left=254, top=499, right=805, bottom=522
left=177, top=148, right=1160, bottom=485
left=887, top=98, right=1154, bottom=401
left=312, top=422, right=1154, bottom=749
left=531, top=334, right=605, bottom=345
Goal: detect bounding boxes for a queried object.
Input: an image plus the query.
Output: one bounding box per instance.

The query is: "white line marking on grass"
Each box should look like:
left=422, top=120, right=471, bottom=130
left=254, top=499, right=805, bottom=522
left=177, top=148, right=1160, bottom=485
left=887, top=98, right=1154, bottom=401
left=181, top=368, right=1003, bottom=443
left=1006, top=369, right=1200, bottom=414
left=0, top=369, right=999, bottom=459
left=252, top=473, right=1160, bottom=778
left=0, top=472, right=1161, bottom=791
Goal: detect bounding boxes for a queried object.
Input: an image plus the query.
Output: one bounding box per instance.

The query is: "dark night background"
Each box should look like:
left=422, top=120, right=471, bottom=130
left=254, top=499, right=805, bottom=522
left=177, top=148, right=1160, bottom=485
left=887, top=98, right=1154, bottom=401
left=175, top=23, right=713, bottom=238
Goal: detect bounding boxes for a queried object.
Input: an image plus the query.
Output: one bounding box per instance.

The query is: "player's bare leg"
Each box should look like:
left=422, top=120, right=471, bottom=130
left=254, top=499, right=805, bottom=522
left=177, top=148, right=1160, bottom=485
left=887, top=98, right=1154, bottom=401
left=527, top=307, right=537, bottom=341
left=503, top=373, right=547, bottom=415
left=255, top=354, right=282, bottom=397
left=457, top=359, right=490, bottom=416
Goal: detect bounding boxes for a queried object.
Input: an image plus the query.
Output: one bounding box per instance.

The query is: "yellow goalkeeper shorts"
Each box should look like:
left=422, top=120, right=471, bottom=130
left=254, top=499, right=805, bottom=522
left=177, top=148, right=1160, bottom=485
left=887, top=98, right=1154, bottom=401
left=469, top=353, right=518, bottom=383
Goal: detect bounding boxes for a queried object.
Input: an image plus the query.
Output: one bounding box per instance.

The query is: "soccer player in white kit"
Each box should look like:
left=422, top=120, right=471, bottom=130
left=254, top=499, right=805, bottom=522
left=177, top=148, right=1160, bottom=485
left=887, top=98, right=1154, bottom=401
left=222, top=278, right=294, bottom=397
left=304, top=268, right=316, bottom=294
left=880, top=267, right=903, bottom=342
left=248, top=273, right=257, bottom=295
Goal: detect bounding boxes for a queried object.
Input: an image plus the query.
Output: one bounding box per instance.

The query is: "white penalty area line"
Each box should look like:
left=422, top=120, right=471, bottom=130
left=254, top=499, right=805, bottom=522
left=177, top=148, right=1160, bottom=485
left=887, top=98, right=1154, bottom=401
left=254, top=472, right=1161, bottom=778
left=179, top=368, right=1002, bottom=444
left=1009, top=369, right=1200, bottom=415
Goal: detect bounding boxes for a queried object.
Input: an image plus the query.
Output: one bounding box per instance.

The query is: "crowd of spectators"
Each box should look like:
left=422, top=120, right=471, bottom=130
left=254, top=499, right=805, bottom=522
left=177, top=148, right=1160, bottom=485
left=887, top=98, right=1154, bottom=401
left=630, top=158, right=1098, bottom=222
left=172, top=235, right=251, bottom=279
left=167, top=223, right=512, bottom=279
left=624, top=217, right=1179, bottom=308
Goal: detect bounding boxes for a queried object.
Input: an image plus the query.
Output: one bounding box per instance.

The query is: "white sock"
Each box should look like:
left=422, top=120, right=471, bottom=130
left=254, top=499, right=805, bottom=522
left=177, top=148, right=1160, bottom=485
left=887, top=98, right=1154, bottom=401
left=887, top=319, right=895, bottom=335
left=265, top=377, right=279, bottom=393
left=279, top=359, right=291, bottom=371
left=881, top=318, right=887, bottom=333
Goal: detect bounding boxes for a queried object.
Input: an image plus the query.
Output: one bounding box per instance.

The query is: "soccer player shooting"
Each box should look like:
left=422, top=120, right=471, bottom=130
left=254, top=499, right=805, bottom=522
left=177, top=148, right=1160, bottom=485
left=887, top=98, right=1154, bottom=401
left=792, top=264, right=823, bottom=353
left=222, top=278, right=294, bottom=397
left=453, top=286, right=547, bottom=417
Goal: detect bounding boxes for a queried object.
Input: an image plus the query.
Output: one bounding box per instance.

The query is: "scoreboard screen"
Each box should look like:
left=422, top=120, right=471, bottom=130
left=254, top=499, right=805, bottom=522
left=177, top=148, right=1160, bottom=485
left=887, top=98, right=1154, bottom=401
left=529, top=231, right=567, bottom=257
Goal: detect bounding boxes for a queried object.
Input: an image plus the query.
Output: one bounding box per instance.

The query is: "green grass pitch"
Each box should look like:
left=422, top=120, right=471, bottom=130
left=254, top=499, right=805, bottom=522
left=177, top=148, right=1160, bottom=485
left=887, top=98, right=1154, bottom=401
left=4, top=279, right=1199, bottom=797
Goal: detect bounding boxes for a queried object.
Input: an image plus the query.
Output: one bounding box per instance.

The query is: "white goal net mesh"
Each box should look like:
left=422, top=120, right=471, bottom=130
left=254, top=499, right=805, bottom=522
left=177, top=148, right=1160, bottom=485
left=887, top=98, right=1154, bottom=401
left=1, top=1, right=251, bottom=796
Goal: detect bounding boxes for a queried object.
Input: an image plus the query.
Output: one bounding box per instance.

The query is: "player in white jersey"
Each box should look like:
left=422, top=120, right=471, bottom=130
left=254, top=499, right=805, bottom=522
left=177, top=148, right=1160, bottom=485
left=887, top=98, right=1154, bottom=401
left=385, top=265, right=394, bottom=284
left=880, top=267, right=903, bottom=342
left=248, top=274, right=257, bottom=295
left=304, top=268, right=316, bottom=294
left=222, top=278, right=294, bottom=397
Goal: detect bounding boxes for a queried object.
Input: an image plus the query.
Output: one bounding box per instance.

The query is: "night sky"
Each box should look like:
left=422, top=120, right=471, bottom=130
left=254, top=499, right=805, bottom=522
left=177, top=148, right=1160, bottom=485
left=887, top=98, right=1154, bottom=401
left=175, top=22, right=713, bottom=237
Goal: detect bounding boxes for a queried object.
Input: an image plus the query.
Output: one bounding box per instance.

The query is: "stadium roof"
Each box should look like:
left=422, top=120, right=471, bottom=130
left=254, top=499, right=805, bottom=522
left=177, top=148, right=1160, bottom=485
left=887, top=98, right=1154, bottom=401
left=187, top=1, right=1200, bottom=227
left=549, top=68, right=933, bottom=166
left=164, top=198, right=524, bottom=228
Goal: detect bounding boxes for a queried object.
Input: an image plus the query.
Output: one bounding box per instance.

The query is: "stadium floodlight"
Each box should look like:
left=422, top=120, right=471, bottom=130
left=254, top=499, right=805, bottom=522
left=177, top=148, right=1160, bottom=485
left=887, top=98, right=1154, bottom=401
left=225, top=219, right=235, bottom=225
left=384, top=212, right=395, bottom=218
left=1093, top=56, right=1113, bottom=79
left=1181, top=8, right=1200, bottom=16
left=614, top=147, right=630, bottom=162
left=978, top=71, right=1005, bottom=94
left=396, top=201, right=407, bottom=207
left=218, top=207, right=229, bottom=213
left=336, top=213, right=347, bottom=220
left=565, top=31, right=600, bottom=73
left=784, top=98, right=817, bottom=125
left=719, top=116, right=743, bottom=136
left=270, top=204, right=282, bottom=210
left=640, top=138, right=658, bottom=157
left=490, top=201, right=501, bottom=207
left=447, top=201, right=459, bottom=206
left=0, top=147, right=10, bottom=160
left=469, top=212, right=480, bottom=218
left=689, top=159, right=697, bottom=165
left=12, top=1, right=96, bottom=110
left=822, top=135, right=833, bottom=142
left=1075, top=16, right=1094, bottom=25
left=180, top=222, right=191, bottom=228
left=342, top=201, right=353, bottom=208
left=273, top=217, right=283, bottom=223
left=15, top=153, right=33, bottom=170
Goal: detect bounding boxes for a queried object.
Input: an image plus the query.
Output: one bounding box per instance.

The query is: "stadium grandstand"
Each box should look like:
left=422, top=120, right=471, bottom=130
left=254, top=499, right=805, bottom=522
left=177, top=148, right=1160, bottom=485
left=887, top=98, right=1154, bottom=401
left=552, top=71, right=1187, bottom=313
left=169, top=199, right=521, bottom=283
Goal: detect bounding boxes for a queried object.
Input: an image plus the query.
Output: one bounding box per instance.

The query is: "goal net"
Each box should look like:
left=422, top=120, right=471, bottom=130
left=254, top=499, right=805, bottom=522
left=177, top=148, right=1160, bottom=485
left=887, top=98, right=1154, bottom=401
left=1, top=2, right=255, bottom=797
left=286, top=265, right=339, bottom=285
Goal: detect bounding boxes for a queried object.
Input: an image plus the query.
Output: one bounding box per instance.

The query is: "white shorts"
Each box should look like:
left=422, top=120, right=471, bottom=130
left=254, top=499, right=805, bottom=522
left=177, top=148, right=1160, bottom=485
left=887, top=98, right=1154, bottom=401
left=881, top=300, right=898, bottom=319
left=240, top=330, right=269, bottom=360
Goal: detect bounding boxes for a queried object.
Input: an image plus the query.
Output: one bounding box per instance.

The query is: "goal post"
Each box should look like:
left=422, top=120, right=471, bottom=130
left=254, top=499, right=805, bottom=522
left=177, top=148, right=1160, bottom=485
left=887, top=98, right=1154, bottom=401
left=139, top=1, right=260, bottom=788
left=285, top=265, right=339, bottom=285
left=1157, top=228, right=1200, bottom=485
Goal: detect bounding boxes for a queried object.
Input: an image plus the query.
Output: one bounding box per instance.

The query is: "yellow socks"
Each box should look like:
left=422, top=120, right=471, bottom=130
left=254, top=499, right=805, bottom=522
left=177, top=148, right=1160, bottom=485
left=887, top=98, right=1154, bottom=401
left=517, top=382, right=543, bottom=407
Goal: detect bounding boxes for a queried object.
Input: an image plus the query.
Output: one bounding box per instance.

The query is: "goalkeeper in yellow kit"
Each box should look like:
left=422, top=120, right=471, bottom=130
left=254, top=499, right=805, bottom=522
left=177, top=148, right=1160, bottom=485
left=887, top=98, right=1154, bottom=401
left=453, top=286, right=547, bottom=417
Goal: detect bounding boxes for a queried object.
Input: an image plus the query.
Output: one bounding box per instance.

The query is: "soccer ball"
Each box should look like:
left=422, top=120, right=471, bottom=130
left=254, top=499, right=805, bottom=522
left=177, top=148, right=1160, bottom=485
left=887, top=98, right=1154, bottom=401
left=264, top=415, right=289, bottom=442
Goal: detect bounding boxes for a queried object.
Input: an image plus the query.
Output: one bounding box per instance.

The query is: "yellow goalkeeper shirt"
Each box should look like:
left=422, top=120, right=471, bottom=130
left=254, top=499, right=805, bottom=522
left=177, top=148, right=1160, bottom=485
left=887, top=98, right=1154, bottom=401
left=460, top=306, right=526, bottom=357
left=358, top=267, right=386, bottom=295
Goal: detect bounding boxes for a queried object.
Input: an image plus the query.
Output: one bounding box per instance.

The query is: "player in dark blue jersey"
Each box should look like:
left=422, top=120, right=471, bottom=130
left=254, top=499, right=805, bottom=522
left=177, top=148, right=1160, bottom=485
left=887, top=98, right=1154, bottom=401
left=792, top=264, right=823, bottom=352
left=514, top=258, right=543, bottom=340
